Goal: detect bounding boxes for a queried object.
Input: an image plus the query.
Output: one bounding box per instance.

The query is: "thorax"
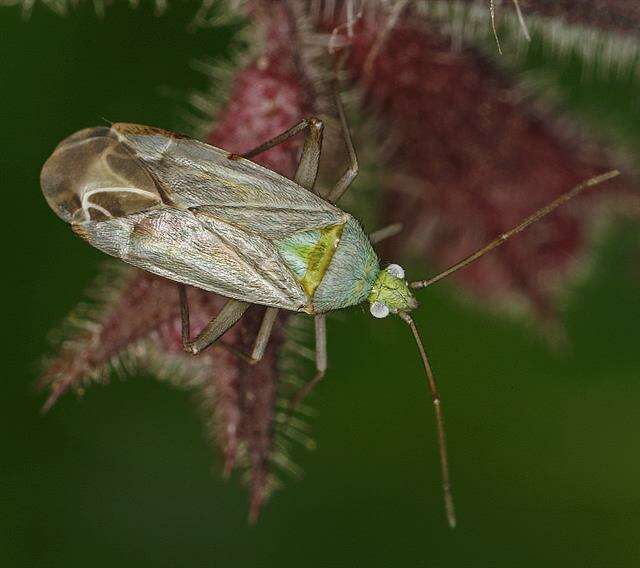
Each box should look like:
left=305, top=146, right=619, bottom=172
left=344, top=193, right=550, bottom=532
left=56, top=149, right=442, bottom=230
left=274, top=215, right=380, bottom=313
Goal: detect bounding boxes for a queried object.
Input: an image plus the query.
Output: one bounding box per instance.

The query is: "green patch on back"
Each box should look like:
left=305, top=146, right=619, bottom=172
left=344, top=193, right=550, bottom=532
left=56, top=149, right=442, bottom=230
left=276, top=224, right=344, bottom=299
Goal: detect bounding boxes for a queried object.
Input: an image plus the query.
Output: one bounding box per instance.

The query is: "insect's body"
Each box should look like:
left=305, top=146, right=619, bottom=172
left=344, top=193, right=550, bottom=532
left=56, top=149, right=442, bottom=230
left=41, top=124, right=409, bottom=315
left=41, top=105, right=617, bottom=529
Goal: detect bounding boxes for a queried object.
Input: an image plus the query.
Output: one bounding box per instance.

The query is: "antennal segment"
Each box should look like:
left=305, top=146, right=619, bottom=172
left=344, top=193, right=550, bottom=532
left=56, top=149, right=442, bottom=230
left=398, top=311, right=457, bottom=529
left=411, top=170, right=620, bottom=290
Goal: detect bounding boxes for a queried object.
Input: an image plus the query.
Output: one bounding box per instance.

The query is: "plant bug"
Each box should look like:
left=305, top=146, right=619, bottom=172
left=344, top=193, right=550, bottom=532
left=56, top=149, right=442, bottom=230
left=40, top=85, right=619, bottom=528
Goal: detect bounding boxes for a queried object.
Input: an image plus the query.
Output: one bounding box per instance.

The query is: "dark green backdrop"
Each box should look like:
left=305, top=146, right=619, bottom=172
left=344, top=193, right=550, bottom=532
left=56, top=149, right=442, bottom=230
left=3, top=3, right=640, bottom=567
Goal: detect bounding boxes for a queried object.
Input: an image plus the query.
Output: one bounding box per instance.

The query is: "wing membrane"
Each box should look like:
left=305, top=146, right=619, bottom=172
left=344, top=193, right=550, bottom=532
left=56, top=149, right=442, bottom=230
left=113, top=123, right=346, bottom=239
left=41, top=127, right=163, bottom=223
left=73, top=206, right=308, bottom=311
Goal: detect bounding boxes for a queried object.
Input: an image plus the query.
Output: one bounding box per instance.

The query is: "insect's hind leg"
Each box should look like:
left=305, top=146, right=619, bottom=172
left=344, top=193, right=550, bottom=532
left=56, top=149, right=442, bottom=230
left=179, top=285, right=250, bottom=355
left=235, top=117, right=325, bottom=193
left=290, top=314, right=327, bottom=410
left=326, top=83, right=359, bottom=205
left=293, top=119, right=325, bottom=192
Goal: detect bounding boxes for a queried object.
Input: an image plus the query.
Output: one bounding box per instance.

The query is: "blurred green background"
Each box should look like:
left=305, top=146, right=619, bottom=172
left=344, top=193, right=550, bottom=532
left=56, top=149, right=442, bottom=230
left=3, top=2, right=640, bottom=567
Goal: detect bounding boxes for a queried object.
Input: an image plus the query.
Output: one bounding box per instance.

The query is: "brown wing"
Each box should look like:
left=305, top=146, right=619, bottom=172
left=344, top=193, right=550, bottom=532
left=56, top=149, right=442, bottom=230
left=40, top=126, right=163, bottom=224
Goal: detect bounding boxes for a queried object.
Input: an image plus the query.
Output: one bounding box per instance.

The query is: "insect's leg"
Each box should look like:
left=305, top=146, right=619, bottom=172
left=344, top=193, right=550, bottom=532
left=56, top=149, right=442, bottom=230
left=232, top=118, right=324, bottom=192
left=326, top=83, right=359, bottom=205
left=179, top=285, right=250, bottom=355
left=293, top=120, right=324, bottom=192
left=249, top=307, right=280, bottom=364
left=290, top=314, right=327, bottom=410
left=368, top=222, right=403, bottom=244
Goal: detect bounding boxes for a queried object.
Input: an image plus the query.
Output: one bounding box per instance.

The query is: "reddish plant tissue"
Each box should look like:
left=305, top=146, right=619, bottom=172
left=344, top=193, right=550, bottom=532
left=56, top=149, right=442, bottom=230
left=341, top=17, right=633, bottom=321
left=206, top=2, right=314, bottom=174
left=40, top=0, right=637, bottom=520
left=499, top=0, right=640, bottom=34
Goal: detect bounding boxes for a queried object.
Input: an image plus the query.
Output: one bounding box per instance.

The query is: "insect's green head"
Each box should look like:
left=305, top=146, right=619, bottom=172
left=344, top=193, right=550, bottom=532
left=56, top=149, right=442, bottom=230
left=368, top=264, right=418, bottom=318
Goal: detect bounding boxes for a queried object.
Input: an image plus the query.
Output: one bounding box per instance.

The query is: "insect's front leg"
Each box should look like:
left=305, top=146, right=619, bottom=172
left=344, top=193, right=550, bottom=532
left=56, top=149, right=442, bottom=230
left=178, top=285, right=250, bottom=355
left=369, top=222, right=403, bottom=244
left=248, top=307, right=279, bottom=364
left=290, top=314, right=327, bottom=409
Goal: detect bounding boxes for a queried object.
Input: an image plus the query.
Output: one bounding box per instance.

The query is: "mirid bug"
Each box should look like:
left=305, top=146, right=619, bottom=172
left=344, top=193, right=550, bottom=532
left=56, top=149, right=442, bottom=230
left=40, top=89, right=618, bottom=528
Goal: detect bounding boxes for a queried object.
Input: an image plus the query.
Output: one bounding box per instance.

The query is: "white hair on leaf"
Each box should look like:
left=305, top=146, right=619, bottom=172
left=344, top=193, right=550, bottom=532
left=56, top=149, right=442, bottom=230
left=370, top=301, right=390, bottom=319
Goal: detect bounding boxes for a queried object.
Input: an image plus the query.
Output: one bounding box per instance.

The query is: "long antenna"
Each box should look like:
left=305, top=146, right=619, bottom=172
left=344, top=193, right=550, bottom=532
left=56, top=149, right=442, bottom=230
left=411, top=170, right=620, bottom=290
left=398, top=311, right=457, bottom=528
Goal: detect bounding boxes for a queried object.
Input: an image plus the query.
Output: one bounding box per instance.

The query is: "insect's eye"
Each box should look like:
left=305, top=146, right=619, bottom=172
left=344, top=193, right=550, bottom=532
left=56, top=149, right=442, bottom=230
left=370, top=301, right=390, bottom=319
left=386, top=264, right=405, bottom=279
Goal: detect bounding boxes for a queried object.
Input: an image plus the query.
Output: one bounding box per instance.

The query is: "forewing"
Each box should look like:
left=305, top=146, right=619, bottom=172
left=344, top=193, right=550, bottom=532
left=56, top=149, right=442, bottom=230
left=112, top=123, right=346, bottom=239
left=41, top=127, right=163, bottom=223
left=72, top=206, right=308, bottom=311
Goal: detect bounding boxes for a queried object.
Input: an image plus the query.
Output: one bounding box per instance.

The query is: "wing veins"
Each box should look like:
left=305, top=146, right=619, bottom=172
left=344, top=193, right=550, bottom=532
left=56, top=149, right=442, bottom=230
left=200, top=202, right=333, bottom=213
left=194, top=214, right=303, bottom=302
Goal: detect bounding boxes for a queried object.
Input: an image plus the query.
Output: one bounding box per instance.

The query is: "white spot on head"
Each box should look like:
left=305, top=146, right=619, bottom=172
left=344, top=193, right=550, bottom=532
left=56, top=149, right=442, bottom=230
left=386, top=264, right=405, bottom=279
left=370, top=301, right=390, bottom=319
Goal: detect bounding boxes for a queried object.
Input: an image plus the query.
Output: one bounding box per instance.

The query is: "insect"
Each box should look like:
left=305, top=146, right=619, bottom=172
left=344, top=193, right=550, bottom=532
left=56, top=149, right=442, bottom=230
left=40, top=89, right=618, bottom=528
